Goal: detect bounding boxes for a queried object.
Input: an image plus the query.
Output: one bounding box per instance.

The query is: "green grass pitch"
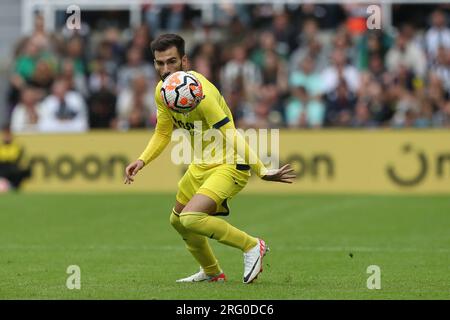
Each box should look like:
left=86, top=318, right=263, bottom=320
left=0, top=193, right=449, bottom=299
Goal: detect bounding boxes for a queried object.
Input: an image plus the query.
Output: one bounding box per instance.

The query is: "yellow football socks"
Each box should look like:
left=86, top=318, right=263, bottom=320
left=179, top=211, right=258, bottom=252
left=169, top=209, right=221, bottom=276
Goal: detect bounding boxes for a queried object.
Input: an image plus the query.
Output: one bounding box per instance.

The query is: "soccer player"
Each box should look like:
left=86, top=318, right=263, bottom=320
left=0, top=125, right=32, bottom=190
left=124, top=34, right=295, bottom=284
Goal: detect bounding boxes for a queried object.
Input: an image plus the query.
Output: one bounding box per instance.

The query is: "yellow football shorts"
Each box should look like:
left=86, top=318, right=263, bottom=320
left=176, top=163, right=251, bottom=215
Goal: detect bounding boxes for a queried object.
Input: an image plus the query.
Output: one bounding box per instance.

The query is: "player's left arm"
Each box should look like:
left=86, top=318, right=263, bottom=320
left=199, top=82, right=295, bottom=183
left=218, top=121, right=296, bottom=183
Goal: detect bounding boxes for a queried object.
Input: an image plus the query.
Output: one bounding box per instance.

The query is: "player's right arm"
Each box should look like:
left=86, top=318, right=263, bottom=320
left=124, top=86, right=173, bottom=184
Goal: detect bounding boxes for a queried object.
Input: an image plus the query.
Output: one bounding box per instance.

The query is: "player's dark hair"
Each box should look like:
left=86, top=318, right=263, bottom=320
left=151, top=34, right=185, bottom=58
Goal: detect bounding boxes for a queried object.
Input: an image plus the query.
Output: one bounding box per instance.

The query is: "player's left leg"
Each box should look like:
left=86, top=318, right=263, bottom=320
left=181, top=194, right=258, bottom=251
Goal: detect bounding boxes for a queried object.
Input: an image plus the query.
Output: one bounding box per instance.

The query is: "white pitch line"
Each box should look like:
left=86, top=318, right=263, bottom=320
left=0, top=244, right=449, bottom=253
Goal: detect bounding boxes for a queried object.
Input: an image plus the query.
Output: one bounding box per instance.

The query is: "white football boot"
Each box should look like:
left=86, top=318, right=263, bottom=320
left=243, top=239, right=269, bottom=284
left=176, top=267, right=226, bottom=283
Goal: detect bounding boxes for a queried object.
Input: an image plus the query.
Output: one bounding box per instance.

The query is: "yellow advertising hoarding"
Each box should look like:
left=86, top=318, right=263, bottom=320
left=16, top=130, right=450, bottom=194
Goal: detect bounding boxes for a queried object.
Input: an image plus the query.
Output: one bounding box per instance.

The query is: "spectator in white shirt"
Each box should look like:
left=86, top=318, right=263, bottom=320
left=10, top=87, right=42, bottom=133
left=386, top=32, right=427, bottom=78
left=220, top=44, right=262, bottom=103
left=39, top=78, right=88, bottom=133
left=321, top=49, right=360, bottom=94
left=425, top=9, right=450, bottom=62
left=430, top=46, right=450, bottom=94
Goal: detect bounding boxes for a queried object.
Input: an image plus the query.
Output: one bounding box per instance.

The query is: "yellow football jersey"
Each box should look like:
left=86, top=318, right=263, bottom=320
left=139, top=71, right=266, bottom=176
left=155, top=71, right=243, bottom=168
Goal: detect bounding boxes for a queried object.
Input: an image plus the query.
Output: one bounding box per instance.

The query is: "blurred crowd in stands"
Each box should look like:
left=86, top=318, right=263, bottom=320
left=4, top=3, right=450, bottom=133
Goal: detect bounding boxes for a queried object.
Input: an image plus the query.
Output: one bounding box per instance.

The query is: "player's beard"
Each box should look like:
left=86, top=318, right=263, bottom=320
left=160, top=62, right=184, bottom=81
